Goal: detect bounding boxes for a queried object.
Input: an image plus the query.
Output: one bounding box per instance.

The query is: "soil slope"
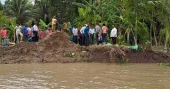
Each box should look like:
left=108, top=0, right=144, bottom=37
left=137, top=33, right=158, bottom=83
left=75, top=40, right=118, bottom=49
left=0, top=32, right=170, bottom=64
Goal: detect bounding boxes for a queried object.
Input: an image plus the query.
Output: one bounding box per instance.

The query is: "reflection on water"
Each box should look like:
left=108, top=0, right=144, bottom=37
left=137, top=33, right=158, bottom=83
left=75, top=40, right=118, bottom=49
left=0, top=63, right=170, bottom=89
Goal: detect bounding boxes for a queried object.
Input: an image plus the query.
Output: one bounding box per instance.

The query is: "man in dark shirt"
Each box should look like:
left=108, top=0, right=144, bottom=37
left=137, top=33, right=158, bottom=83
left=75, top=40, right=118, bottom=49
left=23, top=24, right=28, bottom=42
left=84, top=25, right=89, bottom=46
left=57, top=13, right=61, bottom=31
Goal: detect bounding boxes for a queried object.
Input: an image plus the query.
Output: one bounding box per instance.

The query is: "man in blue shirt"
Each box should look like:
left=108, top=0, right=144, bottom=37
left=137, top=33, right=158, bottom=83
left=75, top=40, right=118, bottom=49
left=23, top=24, right=28, bottom=42
left=84, top=25, right=89, bottom=46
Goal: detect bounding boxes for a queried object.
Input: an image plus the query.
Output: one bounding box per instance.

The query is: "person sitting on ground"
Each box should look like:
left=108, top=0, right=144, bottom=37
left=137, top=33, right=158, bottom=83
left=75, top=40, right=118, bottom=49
left=46, top=28, right=52, bottom=35
left=39, top=29, right=46, bottom=40
left=15, top=24, right=23, bottom=43
left=98, top=33, right=103, bottom=45
left=0, top=27, right=7, bottom=39
left=0, top=27, right=8, bottom=46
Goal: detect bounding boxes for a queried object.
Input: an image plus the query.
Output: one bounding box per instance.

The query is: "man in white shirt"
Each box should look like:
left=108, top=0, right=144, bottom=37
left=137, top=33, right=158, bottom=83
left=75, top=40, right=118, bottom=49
left=15, top=24, right=23, bottom=43
left=72, top=25, right=78, bottom=44
left=110, top=25, right=117, bottom=44
left=80, top=24, right=87, bottom=46
left=89, top=27, right=95, bottom=44
left=33, top=23, right=39, bottom=42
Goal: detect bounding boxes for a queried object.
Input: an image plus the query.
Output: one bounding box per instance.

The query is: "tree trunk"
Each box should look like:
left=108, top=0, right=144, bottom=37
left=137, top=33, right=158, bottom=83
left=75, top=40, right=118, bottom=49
left=164, top=27, right=169, bottom=53
left=153, top=29, right=158, bottom=46
left=126, top=28, right=130, bottom=45
left=134, top=12, right=138, bottom=45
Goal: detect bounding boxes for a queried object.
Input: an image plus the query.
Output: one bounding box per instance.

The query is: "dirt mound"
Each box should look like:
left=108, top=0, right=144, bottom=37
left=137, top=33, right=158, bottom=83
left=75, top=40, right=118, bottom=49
left=0, top=32, right=80, bottom=64
left=0, top=32, right=170, bottom=64
left=126, top=50, right=170, bottom=63
left=87, top=46, right=127, bottom=63
left=36, top=32, right=80, bottom=62
left=0, top=43, right=40, bottom=64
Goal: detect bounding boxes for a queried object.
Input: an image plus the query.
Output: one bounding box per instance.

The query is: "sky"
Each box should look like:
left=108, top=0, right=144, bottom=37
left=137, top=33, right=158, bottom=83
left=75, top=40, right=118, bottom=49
left=0, top=0, right=5, bottom=4
left=0, top=0, right=34, bottom=4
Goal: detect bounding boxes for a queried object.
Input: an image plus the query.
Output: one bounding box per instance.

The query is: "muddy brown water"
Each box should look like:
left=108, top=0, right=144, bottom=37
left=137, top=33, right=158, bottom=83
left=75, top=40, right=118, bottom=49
left=0, top=63, right=170, bottom=89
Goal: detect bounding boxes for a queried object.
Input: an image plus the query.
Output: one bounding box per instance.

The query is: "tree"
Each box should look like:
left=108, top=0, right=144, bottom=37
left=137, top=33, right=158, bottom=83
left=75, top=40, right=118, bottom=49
left=3, top=0, right=31, bottom=24
left=0, top=2, right=3, bottom=11
left=33, top=0, right=50, bottom=23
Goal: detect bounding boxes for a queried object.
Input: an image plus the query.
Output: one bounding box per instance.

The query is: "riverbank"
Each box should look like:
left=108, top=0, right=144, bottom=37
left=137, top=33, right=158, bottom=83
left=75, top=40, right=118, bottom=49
left=0, top=32, right=170, bottom=64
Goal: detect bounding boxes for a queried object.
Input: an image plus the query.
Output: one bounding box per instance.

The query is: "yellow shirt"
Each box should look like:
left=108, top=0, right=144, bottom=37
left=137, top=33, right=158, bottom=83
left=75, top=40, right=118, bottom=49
left=52, top=19, right=57, bottom=24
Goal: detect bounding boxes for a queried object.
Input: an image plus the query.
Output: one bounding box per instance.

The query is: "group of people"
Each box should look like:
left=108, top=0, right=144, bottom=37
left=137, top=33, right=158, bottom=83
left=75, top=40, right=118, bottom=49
left=70, top=23, right=118, bottom=46
left=17, top=23, right=54, bottom=43
left=1, top=12, right=118, bottom=47
left=0, top=23, right=53, bottom=45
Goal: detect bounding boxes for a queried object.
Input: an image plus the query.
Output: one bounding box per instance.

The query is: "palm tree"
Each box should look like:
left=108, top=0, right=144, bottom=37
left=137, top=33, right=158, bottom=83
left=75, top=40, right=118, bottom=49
left=4, top=0, right=31, bottom=24
left=33, top=0, right=49, bottom=23
left=158, top=0, right=170, bottom=52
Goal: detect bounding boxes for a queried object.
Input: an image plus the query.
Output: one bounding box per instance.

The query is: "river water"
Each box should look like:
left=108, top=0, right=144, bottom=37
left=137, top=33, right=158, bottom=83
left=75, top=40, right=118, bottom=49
left=0, top=63, right=170, bottom=89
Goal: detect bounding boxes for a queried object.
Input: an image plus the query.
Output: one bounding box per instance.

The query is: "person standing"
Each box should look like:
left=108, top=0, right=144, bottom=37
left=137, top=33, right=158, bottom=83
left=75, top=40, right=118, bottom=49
left=89, top=26, right=95, bottom=45
left=27, top=25, right=32, bottom=42
left=102, top=24, right=108, bottom=44
left=80, top=24, right=87, bottom=46
left=57, top=13, right=61, bottom=31
left=95, top=23, right=101, bottom=45
left=84, top=25, right=89, bottom=46
left=110, top=25, right=117, bottom=45
left=15, top=24, right=23, bottom=43
left=52, top=16, right=57, bottom=32
left=33, top=23, right=39, bottom=42
left=78, top=27, right=82, bottom=45
left=23, top=24, right=28, bottom=42
left=72, top=25, right=78, bottom=44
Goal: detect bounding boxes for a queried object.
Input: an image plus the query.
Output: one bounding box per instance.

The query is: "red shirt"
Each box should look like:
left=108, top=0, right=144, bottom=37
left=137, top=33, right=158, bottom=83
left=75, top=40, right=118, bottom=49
left=40, top=31, right=46, bottom=39
left=102, top=26, right=108, bottom=33
left=0, top=29, right=7, bottom=38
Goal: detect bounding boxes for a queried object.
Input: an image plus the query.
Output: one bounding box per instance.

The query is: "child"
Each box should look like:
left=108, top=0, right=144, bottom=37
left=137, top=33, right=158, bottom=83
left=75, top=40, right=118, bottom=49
left=46, top=28, right=52, bottom=35
left=98, top=33, right=103, bottom=45
left=27, top=25, right=32, bottom=42
left=39, top=29, right=46, bottom=40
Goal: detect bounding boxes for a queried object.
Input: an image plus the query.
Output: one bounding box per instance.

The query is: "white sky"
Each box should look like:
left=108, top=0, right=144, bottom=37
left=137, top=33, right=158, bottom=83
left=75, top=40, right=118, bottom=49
left=0, top=0, right=34, bottom=4
left=0, top=0, right=5, bottom=4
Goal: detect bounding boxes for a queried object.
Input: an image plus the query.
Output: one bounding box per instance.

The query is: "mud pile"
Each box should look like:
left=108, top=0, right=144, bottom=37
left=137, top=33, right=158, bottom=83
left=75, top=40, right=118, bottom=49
left=126, top=50, right=170, bottom=63
left=36, top=32, right=80, bottom=63
left=0, top=32, right=80, bottom=64
left=0, top=32, right=170, bottom=64
left=0, top=43, right=40, bottom=64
